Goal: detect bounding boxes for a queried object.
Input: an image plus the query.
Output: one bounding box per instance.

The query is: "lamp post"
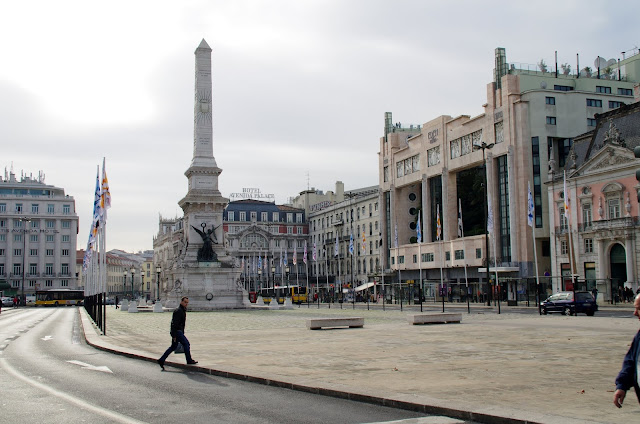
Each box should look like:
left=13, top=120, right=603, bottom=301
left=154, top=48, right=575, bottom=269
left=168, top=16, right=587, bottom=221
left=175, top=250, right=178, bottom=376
left=473, top=141, right=495, bottom=307
left=140, top=267, right=144, bottom=302
left=122, top=270, right=127, bottom=297
left=130, top=267, right=135, bottom=299
left=271, top=265, right=276, bottom=303
left=156, top=265, right=162, bottom=301
left=20, top=217, right=31, bottom=306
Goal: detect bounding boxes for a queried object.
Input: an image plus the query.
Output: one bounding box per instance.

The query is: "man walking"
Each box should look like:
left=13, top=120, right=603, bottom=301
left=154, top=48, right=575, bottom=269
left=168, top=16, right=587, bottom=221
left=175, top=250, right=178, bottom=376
left=614, top=294, right=640, bottom=408
left=157, top=296, right=198, bottom=370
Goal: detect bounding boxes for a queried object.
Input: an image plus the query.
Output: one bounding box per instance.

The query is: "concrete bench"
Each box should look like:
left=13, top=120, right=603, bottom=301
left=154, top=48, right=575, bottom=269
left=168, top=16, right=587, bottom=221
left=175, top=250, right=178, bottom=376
left=306, top=317, right=364, bottom=330
left=407, top=313, right=462, bottom=325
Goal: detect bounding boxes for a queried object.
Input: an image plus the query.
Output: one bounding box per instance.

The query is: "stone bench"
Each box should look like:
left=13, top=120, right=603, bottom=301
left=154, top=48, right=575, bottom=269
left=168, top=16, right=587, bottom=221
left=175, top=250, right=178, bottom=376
left=306, top=317, right=364, bottom=330
left=407, top=313, right=462, bottom=325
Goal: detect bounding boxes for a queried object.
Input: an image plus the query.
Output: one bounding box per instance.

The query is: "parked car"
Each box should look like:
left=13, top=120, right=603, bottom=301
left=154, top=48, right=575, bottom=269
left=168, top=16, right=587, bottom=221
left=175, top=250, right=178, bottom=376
left=541, top=291, right=598, bottom=316
left=1, top=297, right=14, bottom=307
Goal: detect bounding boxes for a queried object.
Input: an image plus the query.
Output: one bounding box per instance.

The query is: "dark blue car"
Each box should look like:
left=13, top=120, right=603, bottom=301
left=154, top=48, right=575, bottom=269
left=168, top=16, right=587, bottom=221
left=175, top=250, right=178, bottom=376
left=541, top=291, right=598, bottom=316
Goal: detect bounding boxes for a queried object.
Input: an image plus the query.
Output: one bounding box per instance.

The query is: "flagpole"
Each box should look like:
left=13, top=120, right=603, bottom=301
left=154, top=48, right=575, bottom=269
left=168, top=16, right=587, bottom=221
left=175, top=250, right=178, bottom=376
left=437, top=204, right=444, bottom=313
left=418, top=212, right=423, bottom=313
left=459, top=199, right=469, bottom=314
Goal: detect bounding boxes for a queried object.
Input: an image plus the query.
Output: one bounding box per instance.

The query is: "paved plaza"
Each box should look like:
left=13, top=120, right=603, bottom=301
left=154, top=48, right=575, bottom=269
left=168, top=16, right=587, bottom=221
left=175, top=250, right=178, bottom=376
left=82, top=303, right=640, bottom=424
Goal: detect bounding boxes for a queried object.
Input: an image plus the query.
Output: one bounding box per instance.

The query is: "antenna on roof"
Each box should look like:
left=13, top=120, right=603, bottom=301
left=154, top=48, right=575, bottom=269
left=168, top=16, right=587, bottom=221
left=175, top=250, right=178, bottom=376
left=306, top=171, right=310, bottom=191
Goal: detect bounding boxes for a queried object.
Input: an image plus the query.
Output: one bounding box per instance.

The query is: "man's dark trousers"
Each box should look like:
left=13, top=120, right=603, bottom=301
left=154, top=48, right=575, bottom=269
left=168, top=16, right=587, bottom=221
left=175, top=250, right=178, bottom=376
left=159, top=330, right=194, bottom=363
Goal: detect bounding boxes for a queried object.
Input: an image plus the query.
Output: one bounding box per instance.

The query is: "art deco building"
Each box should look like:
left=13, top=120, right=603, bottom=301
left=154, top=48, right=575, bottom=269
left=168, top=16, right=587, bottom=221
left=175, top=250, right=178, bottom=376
left=379, top=47, right=640, bottom=303
left=0, top=169, right=78, bottom=296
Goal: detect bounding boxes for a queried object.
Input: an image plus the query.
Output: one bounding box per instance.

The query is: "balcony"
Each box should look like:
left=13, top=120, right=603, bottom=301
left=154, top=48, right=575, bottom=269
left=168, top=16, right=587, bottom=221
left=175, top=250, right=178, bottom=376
left=574, top=217, right=638, bottom=233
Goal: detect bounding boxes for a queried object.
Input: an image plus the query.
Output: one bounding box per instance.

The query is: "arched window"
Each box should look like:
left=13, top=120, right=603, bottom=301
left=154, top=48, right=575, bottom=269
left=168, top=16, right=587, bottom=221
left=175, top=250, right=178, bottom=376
left=240, top=234, right=268, bottom=248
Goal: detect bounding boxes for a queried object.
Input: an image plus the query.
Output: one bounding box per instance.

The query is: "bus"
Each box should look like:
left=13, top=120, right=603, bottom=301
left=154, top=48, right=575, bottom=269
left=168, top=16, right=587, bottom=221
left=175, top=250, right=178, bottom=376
left=259, top=286, right=308, bottom=304
left=35, top=289, right=84, bottom=306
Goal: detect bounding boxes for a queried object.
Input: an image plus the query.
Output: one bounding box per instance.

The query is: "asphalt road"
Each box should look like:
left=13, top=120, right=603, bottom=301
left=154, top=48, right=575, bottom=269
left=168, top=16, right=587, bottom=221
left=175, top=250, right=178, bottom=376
left=0, top=308, right=472, bottom=424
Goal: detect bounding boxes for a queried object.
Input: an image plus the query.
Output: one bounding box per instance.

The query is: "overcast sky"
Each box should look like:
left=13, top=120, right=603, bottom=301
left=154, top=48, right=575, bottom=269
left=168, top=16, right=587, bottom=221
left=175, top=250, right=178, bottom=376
left=2, top=0, right=638, bottom=252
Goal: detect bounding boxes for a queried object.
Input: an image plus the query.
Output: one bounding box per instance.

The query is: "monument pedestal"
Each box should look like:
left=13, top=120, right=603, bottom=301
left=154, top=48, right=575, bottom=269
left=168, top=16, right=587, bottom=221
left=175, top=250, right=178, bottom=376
left=120, top=299, right=129, bottom=311
left=167, top=261, right=249, bottom=311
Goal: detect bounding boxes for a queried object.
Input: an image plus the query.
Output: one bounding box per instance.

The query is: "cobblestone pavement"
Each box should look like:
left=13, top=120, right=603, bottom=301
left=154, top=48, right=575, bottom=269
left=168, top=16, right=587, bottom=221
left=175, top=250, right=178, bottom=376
left=89, top=304, right=640, bottom=424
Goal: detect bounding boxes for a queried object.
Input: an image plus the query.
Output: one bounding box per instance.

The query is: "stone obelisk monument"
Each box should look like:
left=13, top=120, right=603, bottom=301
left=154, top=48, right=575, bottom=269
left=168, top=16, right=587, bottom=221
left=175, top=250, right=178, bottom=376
left=173, top=39, right=249, bottom=310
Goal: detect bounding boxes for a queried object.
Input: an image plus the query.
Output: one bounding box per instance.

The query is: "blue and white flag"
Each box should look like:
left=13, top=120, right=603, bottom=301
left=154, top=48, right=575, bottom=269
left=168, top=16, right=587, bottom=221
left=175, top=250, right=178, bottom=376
left=394, top=221, right=398, bottom=249
left=458, top=199, right=464, bottom=238
left=416, top=214, right=422, bottom=243
left=527, top=181, right=535, bottom=228
left=334, top=232, right=339, bottom=257
left=349, top=232, right=354, bottom=255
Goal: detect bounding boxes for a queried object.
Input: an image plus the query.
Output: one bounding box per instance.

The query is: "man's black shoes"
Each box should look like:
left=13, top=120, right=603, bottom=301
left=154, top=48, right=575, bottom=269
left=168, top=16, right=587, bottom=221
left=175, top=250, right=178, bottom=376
left=157, top=359, right=165, bottom=370
left=187, top=360, right=198, bottom=365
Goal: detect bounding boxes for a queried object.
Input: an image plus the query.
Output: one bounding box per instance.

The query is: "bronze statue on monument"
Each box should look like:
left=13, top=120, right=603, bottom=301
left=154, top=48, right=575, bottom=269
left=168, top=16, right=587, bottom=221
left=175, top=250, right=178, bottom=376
left=191, top=222, right=220, bottom=262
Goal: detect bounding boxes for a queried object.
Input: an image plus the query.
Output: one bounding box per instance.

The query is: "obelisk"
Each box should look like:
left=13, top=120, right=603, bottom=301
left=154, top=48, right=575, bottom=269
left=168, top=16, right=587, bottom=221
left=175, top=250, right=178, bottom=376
left=172, top=39, right=248, bottom=310
left=179, top=38, right=226, bottom=261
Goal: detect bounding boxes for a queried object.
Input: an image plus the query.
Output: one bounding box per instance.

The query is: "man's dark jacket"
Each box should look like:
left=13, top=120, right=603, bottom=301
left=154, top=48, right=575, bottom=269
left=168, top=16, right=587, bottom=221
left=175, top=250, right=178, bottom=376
left=616, top=329, right=640, bottom=403
left=170, top=304, right=187, bottom=337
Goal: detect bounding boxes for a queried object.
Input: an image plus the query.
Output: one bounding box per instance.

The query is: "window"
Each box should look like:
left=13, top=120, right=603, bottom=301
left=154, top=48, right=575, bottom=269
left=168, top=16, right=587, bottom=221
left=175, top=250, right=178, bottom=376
left=287, top=226, right=293, bottom=234
left=413, top=254, right=417, bottom=264
left=62, top=249, right=69, bottom=256
left=546, top=116, right=557, bottom=125
left=272, top=212, right=279, bottom=222
left=239, top=211, right=246, bottom=221
left=0, top=264, right=3, bottom=274
left=608, top=198, right=621, bottom=219
left=227, top=211, right=234, bottom=221
left=30, top=235, right=38, bottom=242
left=296, top=213, right=303, bottom=223
left=383, top=166, right=389, bottom=182
left=455, top=250, right=464, bottom=260
left=0, top=219, right=5, bottom=228
left=62, top=221, right=70, bottom=228
left=445, top=251, right=451, bottom=261
left=398, top=256, right=404, bottom=264
left=46, top=235, right=54, bottom=242
left=545, top=96, right=556, bottom=105
left=29, top=264, right=37, bottom=274
left=427, top=146, right=440, bottom=167
left=250, top=211, right=257, bottom=221
left=45, top=280, right=52, bottom=287
left=596, top=86, right=611, bottom=94
left=554, top=85, right=573, bottom=91
left=13, top=248, right=21, bottom=256
left=15, top=203, right=23, bottom=213
left=584, top=238, right=593, bottom=254
left=561, top=240, right=568, bottom=255
left=62, top=235, right=69, bottom=242
left=46, top=249, right=54, bottom=256
left=0, top=234, right=4, bottom=241
left=297, top=227, right=303, bottom=234
left=47, top=204, right=54, bottom=214
left=586, top=99, right=602, bottom=107
left=31, top=204, right=39, bottom=214
left=63, top=204, right=71, bottom=214
left=46, top=220, right=55, bottom=228
left=286, top=213, right=293, bottom=223
left=61, top=280, right=68, bottom=287
left=582, top=204, right=592, bottom=228
left=609, top=101, right=624, bottom=109
left=61, top=264, right=69, bottom=275
left=13, top=264, right=22, bottom=275
left=0, top=203, right=5, bottom=212
left=14, top=234, right=22, bottom=242
left=30, top=249, right=37, bottom=256
left=618, top=88, right=633, bottom=96
left=0, top=249, right=4, bottom=256
left=587, top=118, right=597, bottom=127
left=261, top=212, right=267, bottom=222
left=14, top=219, right=22, bottom=228
left=45, top=263, right=54, bottom=275
left=31, top=220, right=39, bottom=228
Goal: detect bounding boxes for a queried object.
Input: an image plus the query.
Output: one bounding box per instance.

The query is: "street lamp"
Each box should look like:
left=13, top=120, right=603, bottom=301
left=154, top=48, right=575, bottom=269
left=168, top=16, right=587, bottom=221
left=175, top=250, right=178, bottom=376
left=130, top=267, right=135, bottom=299
left=140, top=266, right=144, bottom=301
left=122, top=270, right=127, bottom=297
left=156, top=265, right=162, bottom=301
left=20, top=217, right=31, bottom=306
left=271, top=265, right=276, bottom=301
left=473, top=141, right=495, bottom=307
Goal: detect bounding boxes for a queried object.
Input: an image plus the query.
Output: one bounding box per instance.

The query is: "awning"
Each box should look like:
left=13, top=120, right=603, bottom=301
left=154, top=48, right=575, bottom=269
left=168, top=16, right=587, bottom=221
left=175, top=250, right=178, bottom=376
left=354, top=282, right=376, bottom=292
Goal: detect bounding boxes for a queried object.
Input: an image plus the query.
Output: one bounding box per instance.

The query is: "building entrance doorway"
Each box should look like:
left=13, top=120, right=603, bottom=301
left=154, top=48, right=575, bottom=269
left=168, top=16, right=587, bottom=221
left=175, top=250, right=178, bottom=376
left=610, top=243, right=627, bottom=302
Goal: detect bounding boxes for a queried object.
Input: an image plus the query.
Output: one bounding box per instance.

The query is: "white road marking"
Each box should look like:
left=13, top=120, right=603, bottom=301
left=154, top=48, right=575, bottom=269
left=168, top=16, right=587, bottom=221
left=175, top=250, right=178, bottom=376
left=362, top=417, right=465, bottom=424
left=41, top=335, right=53, bottom=341
left=67, top=360, right=113, bottom=373
left=0, top=358, right=144, bottom=424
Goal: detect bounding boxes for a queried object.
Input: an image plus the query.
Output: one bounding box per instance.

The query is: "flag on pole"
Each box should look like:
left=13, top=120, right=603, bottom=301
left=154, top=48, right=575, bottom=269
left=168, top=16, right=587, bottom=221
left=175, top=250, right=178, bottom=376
left=416, top=214, right=422, bottom=242
left=527, top=181, right=535, bottom=228
left=293, top=245, right=297, bottom=265
left=303, top=241, right=308, bottom=264
left=279, top=246, right=283, bottom=267
left=284, top=247, right=288, bottom=266
left=458, top=199, right=464, bottom=238
left=100, top=157, right=111, bottom=214
left=394, top=221, right=398, bottom=249
left=264, top=253, right=268, bottom=271
left=349, top=232, right=354, bottom=255
left=312, top=242, right=317, bottom=261
left=487, top=194, right=494, bottom=233
left=258, top=255, right=262, bottom=270
left=89, top=168, right=101, bottom=249
left=241, top=256, right=245, bottom=271
left=334, top=232, right=339, bottom=257
left=436, top=205, right=441, bottom=241
left=563, top=171, right=570, bottom=223
left=361, top=231, right=366, bottom=254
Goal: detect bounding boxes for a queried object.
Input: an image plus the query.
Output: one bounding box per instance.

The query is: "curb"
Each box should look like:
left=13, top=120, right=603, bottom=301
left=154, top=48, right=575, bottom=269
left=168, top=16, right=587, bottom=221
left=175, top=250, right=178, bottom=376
left=78, top=308, right=587, bottom=424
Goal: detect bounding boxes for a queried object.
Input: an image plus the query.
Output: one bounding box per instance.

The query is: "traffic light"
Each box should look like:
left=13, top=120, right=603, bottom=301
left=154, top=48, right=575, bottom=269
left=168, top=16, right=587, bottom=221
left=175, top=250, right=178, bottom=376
left=635, top=146, right=640, bottom=201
